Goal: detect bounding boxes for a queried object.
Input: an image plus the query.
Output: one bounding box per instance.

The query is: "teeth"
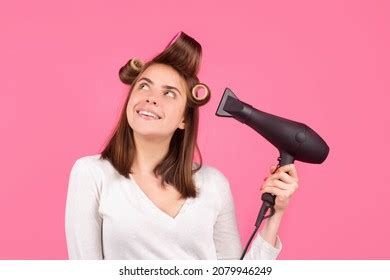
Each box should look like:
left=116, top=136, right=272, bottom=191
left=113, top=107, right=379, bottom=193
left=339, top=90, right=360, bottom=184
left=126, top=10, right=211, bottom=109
left=138, top=110, right=159, bottom=119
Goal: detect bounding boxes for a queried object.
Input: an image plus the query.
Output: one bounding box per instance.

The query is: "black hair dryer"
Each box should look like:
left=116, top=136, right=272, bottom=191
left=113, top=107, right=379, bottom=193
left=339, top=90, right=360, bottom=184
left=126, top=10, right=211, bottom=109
left=215, top=87, right=330, bottom=259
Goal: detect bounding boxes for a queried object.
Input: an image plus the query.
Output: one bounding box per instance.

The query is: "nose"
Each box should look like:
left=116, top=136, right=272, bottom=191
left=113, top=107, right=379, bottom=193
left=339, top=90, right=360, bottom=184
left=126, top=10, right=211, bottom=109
left=145, top=90, right=158, bottom=105
left=146, top=97, right=157, bottom=105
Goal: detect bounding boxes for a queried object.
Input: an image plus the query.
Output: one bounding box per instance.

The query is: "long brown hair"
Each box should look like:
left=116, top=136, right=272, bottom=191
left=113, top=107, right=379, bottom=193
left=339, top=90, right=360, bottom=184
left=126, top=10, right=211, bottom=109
left=100, top=31, right=211, bottom=199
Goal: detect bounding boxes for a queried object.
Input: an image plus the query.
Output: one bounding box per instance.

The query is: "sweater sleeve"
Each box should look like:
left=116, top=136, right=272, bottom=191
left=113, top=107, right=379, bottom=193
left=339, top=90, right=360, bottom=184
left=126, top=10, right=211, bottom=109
left=65, top=159, right=104, bottom=259
left=212, top=169, right=282, bottom=260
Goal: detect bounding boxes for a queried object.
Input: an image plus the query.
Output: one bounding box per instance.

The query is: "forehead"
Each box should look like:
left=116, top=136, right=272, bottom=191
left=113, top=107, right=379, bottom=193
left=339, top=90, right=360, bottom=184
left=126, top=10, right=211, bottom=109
left=137, top=64, right=186, bottom=91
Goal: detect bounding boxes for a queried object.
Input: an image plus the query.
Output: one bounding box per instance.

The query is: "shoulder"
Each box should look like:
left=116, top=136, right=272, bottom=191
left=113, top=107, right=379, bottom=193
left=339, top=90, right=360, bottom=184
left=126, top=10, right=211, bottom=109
left=193, top=163, right=232, bottom=196
left=73, top=153, right=103, bottom=166
left=67, top=154, right=107, bottom=200
left=70, top=154, right=108, bottom=181
left=194, top=164, right=230, bottom=184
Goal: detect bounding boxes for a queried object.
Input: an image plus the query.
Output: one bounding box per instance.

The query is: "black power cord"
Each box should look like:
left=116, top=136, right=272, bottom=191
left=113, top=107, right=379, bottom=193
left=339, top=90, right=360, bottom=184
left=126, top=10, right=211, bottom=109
left=240, top=164, right=280, bottom=260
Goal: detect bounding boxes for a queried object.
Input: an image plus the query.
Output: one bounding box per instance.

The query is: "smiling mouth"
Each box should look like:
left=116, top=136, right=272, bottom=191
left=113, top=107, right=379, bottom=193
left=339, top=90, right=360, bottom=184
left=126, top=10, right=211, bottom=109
left=136, top=110, right=162, bottom=120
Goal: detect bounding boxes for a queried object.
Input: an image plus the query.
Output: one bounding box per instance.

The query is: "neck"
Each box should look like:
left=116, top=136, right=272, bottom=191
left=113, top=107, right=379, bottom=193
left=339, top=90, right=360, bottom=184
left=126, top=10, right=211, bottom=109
left=131, top=132, right=172, bottom=176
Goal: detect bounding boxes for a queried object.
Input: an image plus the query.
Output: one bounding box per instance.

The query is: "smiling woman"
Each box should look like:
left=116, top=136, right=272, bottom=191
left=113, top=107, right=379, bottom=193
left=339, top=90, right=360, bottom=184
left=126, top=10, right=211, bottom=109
left=65, top=31, right=282, bottom=260
left=102, top=32, right=211, bottom=197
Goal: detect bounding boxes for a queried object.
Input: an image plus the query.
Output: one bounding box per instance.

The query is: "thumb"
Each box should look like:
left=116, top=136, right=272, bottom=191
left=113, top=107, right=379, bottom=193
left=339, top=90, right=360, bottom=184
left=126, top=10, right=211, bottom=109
left=270, top=165, right=277, bottom=173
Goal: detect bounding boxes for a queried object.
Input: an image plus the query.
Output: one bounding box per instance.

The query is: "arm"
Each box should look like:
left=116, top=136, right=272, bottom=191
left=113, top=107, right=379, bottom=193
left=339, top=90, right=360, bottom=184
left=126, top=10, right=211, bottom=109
left=65, top=159, right=103, bottom=259
left=212, top=169, right=282, bottom=260
left=259, top=163, right=300, bottom=248
left=259, top=210, right=284, bottom=247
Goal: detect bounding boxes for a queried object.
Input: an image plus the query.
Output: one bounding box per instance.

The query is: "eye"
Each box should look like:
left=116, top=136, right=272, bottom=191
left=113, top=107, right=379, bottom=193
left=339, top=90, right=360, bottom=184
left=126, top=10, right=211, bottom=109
left=138, top=83, right=149, bottom=90
left=164, top=91, right=176, bottom=98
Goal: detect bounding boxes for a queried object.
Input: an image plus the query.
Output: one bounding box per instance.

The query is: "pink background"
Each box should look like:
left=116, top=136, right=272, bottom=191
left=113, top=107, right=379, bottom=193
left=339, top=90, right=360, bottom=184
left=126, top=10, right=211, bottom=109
left=0, top=0, right=388, bottom=259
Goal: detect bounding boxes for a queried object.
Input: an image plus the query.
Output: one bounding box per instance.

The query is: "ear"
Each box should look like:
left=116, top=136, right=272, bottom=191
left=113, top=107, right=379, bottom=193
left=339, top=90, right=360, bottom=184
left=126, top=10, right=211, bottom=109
left=178, top=116, right=185, bottom=130
left=178, top=120, right=185, bottom=130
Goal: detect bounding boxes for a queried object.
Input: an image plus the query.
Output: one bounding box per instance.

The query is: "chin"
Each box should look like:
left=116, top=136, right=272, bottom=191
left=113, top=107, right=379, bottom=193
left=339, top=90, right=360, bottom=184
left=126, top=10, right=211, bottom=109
left=131, top=127, right=166, bottom=138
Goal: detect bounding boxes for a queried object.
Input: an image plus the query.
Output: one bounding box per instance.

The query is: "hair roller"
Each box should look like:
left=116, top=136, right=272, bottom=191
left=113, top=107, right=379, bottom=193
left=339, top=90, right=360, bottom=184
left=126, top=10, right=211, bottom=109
left=119, top=57, right=145, bottom=85
left=130, top=57, right=144, bottom=71
left=191, top=82, right=211, bottom=105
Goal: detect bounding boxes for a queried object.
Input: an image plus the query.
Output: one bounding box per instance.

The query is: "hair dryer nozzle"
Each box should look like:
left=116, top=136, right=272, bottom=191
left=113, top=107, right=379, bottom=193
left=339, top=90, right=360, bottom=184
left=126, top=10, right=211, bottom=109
left=215, top=88, right=238, bottom=117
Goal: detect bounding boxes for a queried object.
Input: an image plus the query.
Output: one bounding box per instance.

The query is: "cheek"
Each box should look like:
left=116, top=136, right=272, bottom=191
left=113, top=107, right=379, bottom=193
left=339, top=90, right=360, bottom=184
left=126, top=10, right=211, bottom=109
left=126, top=99, right=136, bottom=120
left=127, top=93, right=139, bottom=111
left=126, top=104, right=131, bottom=117
left=166, top=102, right=185, bottom=119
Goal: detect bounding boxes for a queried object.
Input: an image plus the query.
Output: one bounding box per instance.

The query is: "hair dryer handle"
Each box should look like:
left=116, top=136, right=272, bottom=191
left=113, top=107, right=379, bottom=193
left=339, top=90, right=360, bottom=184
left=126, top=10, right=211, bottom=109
left=262, top=149, right=295, bottom=204
left=278, top=149, right=295, bottom=166
left=258, top=149, right=295, bottom=224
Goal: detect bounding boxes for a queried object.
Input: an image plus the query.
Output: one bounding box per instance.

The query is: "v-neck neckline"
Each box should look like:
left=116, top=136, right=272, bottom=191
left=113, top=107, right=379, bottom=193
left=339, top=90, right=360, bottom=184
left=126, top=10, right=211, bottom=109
left=129, top=173, right=193, bottom=222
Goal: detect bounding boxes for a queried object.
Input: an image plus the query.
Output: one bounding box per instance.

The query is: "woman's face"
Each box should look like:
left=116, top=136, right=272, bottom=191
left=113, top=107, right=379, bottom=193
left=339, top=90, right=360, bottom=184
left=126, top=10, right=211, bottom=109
left=126, top=63, right=188, bottom=140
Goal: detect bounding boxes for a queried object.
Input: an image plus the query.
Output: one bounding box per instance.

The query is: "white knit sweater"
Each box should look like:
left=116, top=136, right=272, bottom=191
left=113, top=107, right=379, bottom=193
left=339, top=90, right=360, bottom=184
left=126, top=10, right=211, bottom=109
left=65, top=154, right=282, bottom=260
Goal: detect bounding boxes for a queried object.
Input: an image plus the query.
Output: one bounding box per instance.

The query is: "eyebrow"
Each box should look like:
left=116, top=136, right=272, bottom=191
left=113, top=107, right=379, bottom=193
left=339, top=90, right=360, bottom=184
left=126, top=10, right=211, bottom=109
left=136, top=77, right=182, bottom=96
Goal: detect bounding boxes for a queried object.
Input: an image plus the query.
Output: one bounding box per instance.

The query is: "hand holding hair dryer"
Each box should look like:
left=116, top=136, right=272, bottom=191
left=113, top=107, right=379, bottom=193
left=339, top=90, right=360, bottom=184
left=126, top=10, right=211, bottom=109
left=215, top=87, right=330, bottom=259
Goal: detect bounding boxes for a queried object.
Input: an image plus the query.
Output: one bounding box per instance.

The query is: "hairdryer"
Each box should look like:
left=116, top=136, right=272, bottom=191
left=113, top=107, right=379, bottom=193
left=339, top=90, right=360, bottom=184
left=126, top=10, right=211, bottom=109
left=215, top=87, right=330, bottom=259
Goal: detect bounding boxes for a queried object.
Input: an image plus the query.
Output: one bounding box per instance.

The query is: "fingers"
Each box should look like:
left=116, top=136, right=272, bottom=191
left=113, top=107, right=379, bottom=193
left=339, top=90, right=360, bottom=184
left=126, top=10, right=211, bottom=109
left=269, top=165, right=278, bottom=174
left=260, top=164, right=299, bottom=211
left=261, top=185, right=284, bottom=197
left=261, top=185, right=294, bottom=201
left=276, top=164, right=299, bottom=182
left=268, top=171, right=296, bottom=184
left=261, top=175, right=299, bottom=196
left=263, top=177, right=291, bottom=191
left=261, top=163, right=299, bottom=193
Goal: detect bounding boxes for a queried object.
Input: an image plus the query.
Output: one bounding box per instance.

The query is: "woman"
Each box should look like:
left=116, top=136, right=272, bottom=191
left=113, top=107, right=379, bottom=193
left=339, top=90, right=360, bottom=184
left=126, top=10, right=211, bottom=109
left=65, top=31, right=299, bottom=260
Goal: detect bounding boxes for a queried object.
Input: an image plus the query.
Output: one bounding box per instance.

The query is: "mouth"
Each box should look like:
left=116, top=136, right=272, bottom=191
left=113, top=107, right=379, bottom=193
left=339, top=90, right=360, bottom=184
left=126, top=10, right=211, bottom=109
left=135, top=110, right=162, bottom=120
